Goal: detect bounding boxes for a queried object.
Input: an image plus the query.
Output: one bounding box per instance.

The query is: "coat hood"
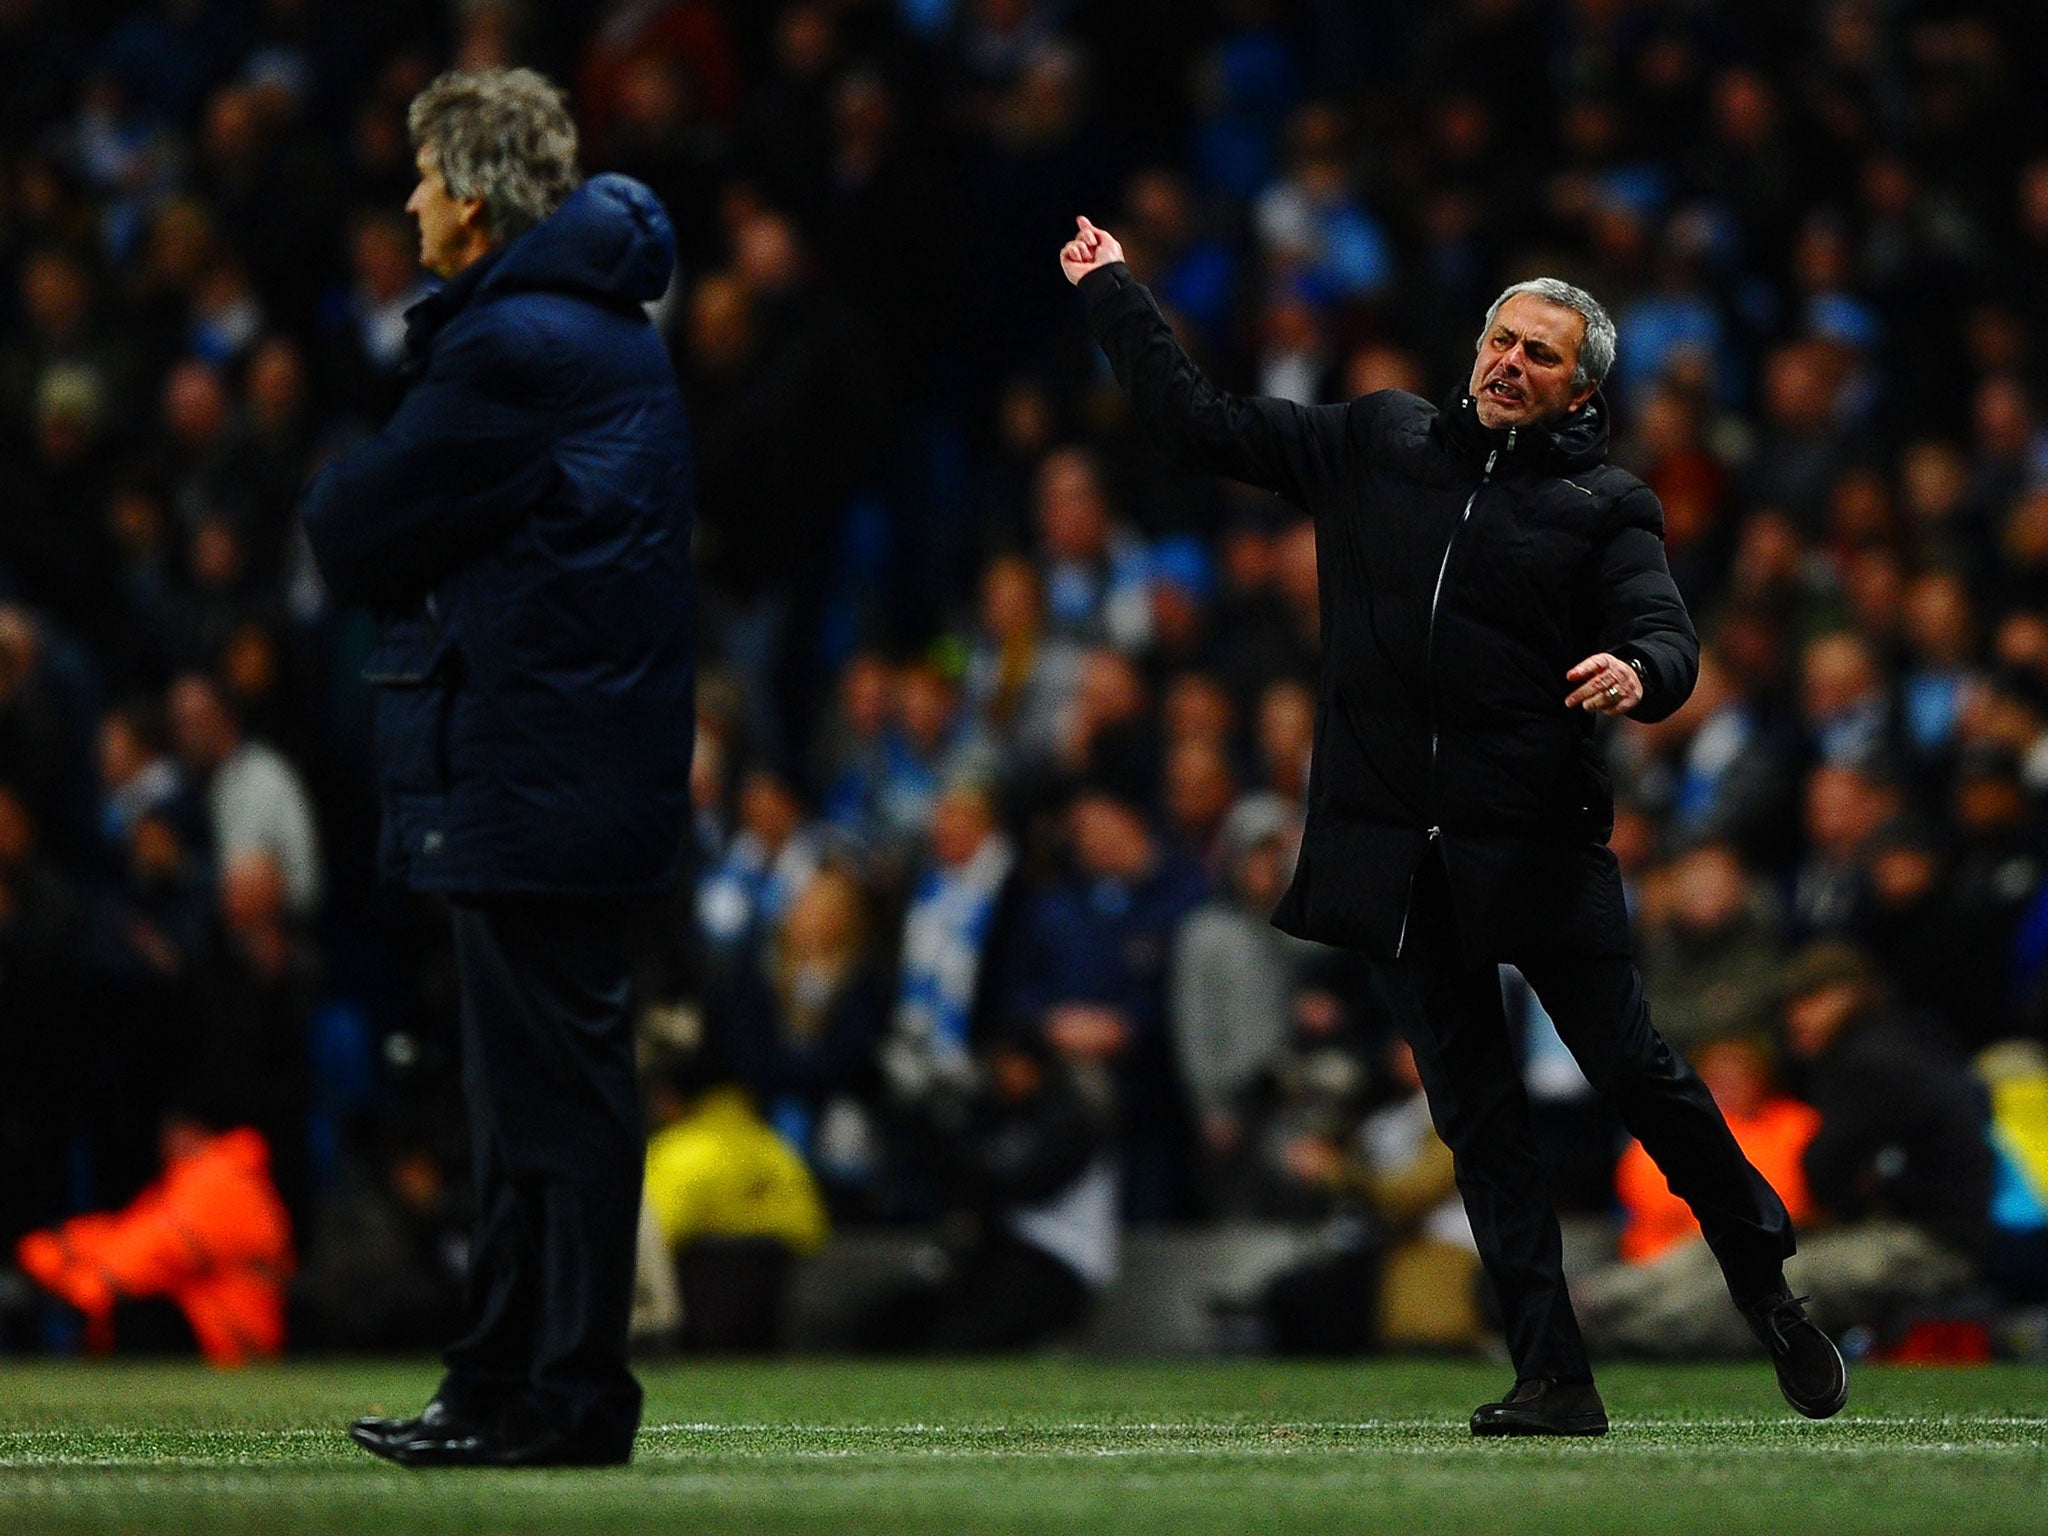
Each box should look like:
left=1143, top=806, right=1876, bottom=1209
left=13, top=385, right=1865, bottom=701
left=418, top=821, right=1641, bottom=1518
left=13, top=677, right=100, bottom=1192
left=482, top=173, right=677, bottom=307
left=1441, top=386, right=1612, bottom=476
left=402, top=175, right=677, bottom=352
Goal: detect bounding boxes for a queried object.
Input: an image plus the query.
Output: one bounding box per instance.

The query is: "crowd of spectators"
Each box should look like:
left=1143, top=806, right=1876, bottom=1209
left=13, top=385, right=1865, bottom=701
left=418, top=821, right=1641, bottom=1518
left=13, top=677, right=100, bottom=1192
left=5, top=0, right=2048, bottom=1357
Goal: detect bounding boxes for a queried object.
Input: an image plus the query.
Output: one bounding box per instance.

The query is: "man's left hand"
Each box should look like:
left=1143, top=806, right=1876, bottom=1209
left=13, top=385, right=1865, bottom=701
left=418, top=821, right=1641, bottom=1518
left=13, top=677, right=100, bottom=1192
left=1565, top=653, right=1643, bottom=715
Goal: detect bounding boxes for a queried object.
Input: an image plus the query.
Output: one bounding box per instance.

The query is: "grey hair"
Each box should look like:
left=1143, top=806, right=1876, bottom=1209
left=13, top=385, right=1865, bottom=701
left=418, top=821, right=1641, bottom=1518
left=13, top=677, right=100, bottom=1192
left=407, top=68, right=581, bottom=243
left=1478, top=278, right=1617, bottom=390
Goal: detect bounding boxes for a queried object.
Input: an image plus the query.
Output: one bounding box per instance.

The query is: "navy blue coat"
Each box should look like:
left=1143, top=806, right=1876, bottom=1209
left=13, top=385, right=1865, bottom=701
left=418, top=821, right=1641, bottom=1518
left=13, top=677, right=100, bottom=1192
left=301, top=174, right=696, bottom=899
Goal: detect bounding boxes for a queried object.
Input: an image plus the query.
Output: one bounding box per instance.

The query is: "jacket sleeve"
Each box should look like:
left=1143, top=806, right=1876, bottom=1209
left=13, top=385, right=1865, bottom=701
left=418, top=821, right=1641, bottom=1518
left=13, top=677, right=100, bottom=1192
left=299, top=313, right=558, bottom=608
left=1597, top=488, right=1699, bottom=724
left=1080, top=262, right=1349, bottom=509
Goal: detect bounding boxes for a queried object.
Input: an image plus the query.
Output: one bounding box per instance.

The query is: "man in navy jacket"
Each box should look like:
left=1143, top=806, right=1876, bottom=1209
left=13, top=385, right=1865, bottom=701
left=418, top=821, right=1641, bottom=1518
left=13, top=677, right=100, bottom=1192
left=301, top=68, right=693, bottom=1468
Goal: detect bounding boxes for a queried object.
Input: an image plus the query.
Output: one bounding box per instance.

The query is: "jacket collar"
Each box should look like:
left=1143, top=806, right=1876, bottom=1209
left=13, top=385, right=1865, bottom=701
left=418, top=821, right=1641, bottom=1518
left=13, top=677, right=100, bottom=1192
left=400, top=245, right=509, bottom=360
left=1440, top=386, right=1612, bottom=476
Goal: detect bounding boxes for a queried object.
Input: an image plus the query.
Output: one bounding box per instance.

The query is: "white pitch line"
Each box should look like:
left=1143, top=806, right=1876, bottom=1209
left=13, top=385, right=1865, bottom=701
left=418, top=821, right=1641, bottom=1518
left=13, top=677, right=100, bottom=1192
left=640, top=1417, right=2048, bottom=1434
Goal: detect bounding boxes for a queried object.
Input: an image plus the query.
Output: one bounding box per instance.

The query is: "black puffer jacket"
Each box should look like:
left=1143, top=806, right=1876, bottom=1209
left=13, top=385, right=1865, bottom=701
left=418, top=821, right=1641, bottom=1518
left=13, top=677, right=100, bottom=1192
left=1082, top=263, right=1697, bottom=961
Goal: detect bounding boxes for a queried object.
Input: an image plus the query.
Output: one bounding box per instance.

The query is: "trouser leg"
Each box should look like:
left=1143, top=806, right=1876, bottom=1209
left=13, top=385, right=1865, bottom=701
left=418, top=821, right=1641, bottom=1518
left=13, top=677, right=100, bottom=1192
left=440, top=897, right=645, bottom=1449
left=1516, top=949, right=1793, bottom=1306
left=1383, top=867, right=1592, bottom=1384
left=439, top=904, right=539, bottom=1419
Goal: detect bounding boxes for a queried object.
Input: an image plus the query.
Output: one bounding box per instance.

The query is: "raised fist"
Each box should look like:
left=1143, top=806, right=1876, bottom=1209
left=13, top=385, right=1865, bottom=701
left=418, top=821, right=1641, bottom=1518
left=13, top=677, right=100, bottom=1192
left=1060, top=216, right=1125, bottom=285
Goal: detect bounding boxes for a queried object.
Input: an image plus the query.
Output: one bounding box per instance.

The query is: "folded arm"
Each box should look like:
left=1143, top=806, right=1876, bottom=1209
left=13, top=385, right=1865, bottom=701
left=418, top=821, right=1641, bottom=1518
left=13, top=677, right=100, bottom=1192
left=299, top=314, right=558, bottom=608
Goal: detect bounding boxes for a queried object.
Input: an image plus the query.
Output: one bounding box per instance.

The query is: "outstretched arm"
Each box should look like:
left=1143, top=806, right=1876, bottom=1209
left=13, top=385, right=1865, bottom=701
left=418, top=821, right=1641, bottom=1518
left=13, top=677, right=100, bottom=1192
left=1062, top=217, right=1348, bottom=509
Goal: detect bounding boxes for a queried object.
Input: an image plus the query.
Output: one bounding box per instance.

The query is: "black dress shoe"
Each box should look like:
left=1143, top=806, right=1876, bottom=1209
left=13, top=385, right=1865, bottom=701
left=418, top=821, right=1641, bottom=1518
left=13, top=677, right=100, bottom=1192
left=353, top=1400, right=633, bottom=1469
left=1742, top=1285, right=1848, bottom=1420
left=349, top=1397, right=476, bottom=1458
left=1470, top=1378, right=1609, bottom=1437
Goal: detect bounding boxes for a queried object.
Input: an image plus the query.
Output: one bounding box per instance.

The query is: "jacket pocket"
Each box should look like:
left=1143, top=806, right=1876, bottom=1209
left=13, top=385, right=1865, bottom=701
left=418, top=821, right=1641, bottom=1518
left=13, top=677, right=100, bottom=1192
left=362, top=612, right=461, bottom=687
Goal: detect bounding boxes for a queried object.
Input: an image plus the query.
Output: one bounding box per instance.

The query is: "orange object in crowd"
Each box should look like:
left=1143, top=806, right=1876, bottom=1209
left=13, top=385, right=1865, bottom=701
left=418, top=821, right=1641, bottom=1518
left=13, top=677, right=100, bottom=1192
left=15, top=1126, right=295, bottom=1366
left=1617, top=1098, right=1821, bottom=1264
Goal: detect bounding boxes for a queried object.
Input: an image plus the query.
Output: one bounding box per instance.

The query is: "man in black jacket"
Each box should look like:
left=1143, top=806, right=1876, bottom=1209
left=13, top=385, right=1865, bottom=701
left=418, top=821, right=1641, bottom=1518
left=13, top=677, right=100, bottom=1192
left=1061, top=217, right=1844, bottom=1433
left=302, top=70, right=695, bottom=1467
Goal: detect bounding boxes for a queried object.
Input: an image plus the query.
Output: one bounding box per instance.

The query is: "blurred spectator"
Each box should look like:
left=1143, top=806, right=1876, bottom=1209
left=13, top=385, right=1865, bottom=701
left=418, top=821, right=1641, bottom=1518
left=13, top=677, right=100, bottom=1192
left=289, top=1121, right=467, bottom=1352
left=1637, top=841, right=1785, bottom=1053
left=884, top=779, right=1025, bottom=1127
left=319, top=207, right=433, bottom=422
left=1617, top=641, right=1798, bottom=863
left=855, top=1027, right=1116, bottom=1352
left=1252, top=101, right=1392, bottom=307
left=0, top=605, right=102, bottom=867
left=1032, top=445, right=1151, bottom=650
left=1576, top=1036, right=1820, bottom=1354
left=1117, top=166, right=1235, bottom=346
left=11, top=1111, right=293, bottom=1365
left=695, top=765, right=823, bottom=976
left=1255, top=1035, right=1483, bottom=1356
left=182, top=850, right=318, bottom=1224
left=1779, top=943, right=1990, bottom=1337
left=1171, top=793, right=1304, bottom=1212
left=959, top=553, right=1085, bottom=777
left=1003, top=785, right=1208, bottom=1221
left=639, top=1049, right=828, bottom=1353
left=167, top=671, right=321, bottom=917
left=1619, top=1038, right=1819, bottom=1266
left=722, top=862, right=887, bottom=1202
left=1978, top=1040, right=2048, bottom=1305
left=1940, top=746, right=2045, bottom=1048
left=1790, top=760, right=1899, bottom=941
left=1798, top=630, right=1898, bottom=770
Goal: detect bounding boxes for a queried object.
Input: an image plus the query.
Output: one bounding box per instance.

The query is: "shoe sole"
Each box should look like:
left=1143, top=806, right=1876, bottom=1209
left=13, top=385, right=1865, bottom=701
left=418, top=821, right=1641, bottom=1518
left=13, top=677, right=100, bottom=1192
left=1471, top=1415, right=1609, bottom=1438
left=1781, top=1349, right=1850, bottom=1420
left=1785, top=1368, right=1851, bottom=1425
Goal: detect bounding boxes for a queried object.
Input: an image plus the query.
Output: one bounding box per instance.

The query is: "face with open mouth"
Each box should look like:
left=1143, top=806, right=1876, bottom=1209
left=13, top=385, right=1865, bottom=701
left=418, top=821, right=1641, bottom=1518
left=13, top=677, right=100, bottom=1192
left=1469, top=292, right=1598, bottom=431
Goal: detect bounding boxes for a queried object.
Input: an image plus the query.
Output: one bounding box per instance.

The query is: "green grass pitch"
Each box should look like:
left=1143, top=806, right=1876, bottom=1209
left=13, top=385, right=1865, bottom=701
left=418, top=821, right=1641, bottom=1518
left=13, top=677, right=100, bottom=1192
left=1, top=1358, right=2043, bottom=1534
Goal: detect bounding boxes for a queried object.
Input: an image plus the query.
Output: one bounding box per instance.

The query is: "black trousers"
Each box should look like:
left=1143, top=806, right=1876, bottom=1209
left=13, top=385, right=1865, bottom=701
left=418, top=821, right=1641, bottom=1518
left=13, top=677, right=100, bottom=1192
left=437, top=897, right=644, bottom=1451
left=1384, top=859, right=1792, bottom=1385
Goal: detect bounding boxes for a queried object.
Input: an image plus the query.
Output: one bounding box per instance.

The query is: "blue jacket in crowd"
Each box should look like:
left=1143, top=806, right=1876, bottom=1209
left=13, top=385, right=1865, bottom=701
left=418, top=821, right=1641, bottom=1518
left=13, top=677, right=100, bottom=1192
left=301, top=174, right=696, bottom=898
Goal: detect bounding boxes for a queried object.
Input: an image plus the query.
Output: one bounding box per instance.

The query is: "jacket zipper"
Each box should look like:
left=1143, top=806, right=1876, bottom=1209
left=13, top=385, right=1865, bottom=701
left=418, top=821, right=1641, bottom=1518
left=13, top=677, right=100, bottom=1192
left=1396, top=430, right=1510, bottom=958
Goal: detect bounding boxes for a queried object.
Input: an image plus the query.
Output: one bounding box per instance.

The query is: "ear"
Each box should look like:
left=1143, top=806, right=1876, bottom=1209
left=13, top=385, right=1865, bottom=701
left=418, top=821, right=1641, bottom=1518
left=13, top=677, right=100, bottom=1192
left=456, top=194, right=489, bottom=234
left=1567, top=380, right=1598, bottom=414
